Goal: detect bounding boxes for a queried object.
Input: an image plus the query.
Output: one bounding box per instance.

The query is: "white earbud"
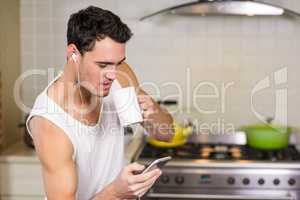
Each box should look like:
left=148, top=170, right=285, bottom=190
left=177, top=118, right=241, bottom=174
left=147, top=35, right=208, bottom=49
left=71, top=53, right=77, bottom=63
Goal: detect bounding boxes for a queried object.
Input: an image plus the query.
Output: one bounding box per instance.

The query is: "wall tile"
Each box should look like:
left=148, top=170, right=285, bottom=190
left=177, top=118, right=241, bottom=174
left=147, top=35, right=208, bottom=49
left=21, top=36, right=34, bottom=53
left=241, top=17, right=260, bottom=36
left=21, top=2, right=35, bottom=19
left=222, top=55, right=241, bottom=70
left=222, top=37, right=242, bottom=56
left=288, top=89, right=300, bottom=125
left=256, top=37, right=275, bottom=56
left=36, top=36, right=52, bottom=57
left=223, top=17, right=242, bottom=36
left=206, top=37, right=223, bottom=68
left=258, top=17, right=276, bottom=36
left=21, top=19, right=35, bottom=36
left=187, top=37, right=207, bottom=55
left=21, top=53, right=35, bottom=71
left=206, top=18, right=224, bottom=37
left=274, top=39, right=294, bottom=58
left=186, top=17, right=207, bottom=37
left=276, top=18, right=296, bottom=37
left=35, top=2, right=52, bottom=20
left=241, top=37, right=258, bottom=56
left=36, top=20, right=52, bottom=36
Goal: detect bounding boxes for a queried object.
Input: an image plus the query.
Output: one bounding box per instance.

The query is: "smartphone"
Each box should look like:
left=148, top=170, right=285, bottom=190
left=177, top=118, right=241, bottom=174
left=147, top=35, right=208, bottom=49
left=140, top=156, right=172, bottom=174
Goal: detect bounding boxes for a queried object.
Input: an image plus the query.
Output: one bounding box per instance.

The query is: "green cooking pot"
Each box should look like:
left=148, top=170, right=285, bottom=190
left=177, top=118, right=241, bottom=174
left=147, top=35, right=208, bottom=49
left=240, top=123, right=293, bottom=150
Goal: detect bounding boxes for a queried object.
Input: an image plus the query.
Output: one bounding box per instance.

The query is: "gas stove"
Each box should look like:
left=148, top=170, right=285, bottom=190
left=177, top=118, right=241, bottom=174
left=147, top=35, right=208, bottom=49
left=139, top=143, right=300, bottom=162
left=136, top=133, right=300, bottom=200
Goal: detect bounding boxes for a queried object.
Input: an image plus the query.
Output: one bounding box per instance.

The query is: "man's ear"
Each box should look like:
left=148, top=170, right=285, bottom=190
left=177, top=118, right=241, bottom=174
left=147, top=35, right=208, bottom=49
left=67, top=43, right=79, bottom=54
left=67, top=44, right=81, bottom=62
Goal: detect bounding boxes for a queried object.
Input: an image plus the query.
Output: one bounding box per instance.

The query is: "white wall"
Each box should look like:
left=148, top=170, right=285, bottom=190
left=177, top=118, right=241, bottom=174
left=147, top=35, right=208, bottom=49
left=20, top=0, right=300, bottom=131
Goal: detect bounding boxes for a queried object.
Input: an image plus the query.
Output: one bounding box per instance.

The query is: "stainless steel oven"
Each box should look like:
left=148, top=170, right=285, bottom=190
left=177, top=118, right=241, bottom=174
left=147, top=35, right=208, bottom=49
left=137, top=139, right=300, bottom=200
left=146, top=192, right=295, bottom=200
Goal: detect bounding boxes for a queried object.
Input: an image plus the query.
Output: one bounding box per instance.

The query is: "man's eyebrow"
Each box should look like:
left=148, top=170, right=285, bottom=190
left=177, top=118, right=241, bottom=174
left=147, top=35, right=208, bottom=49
left=95, top=57, right=126, bottom=65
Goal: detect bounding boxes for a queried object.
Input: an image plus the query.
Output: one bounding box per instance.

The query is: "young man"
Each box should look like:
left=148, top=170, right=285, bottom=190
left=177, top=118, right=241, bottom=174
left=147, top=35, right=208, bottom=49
left=26, top=6, right=174, bottom=200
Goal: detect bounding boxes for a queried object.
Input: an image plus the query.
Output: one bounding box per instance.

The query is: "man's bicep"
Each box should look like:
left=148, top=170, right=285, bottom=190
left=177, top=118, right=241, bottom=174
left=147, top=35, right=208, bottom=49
left=29, top=116, right=77, bottom=199
left=42, top=157, right=77, bottom=200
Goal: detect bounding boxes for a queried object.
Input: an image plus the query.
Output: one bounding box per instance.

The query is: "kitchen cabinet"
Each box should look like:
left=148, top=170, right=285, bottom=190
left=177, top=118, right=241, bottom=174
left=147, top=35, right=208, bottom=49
left=0, top=162, right=44, bottom=197
left=0, top=161, right=44, bottom=200
left=0, top=142, right=44, bottom=200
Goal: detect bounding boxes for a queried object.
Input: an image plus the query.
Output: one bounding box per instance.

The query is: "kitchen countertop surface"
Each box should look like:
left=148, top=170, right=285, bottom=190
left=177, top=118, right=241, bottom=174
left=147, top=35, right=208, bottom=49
left=0, top=126, right=145, bottom=164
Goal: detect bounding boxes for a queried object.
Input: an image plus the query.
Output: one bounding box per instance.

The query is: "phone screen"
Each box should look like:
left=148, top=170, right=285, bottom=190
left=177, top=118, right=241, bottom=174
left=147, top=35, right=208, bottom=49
left=142, top=156, right=172, bottom=174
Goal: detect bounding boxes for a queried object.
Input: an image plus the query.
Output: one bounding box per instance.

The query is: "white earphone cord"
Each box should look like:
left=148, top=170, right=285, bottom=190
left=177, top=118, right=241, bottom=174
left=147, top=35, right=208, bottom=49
left=71, top=53, right=85, bottom=120
left=74, top=53, right=105, bottom=127
left=77, top=69, right=84, bottom=106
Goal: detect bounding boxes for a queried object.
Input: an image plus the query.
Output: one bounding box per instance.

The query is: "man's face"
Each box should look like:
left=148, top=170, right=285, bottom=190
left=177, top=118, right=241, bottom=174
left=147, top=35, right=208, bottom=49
left=79, top=37, right=126, bottom=97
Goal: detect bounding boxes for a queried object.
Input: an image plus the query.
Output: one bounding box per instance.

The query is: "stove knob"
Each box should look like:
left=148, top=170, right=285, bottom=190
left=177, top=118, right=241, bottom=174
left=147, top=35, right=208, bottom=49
left=288, top=178, right=296, bottom=186
left=243, top=178, right=250, bottom=185
left=258, top=178, right=265, bottom=185
left=227, top=177, right=235, bottom=185
left=175, top=176, right=184, bottom=185
left=273, top=179, right=280, bottom=186
left=160, top=175, right=170, bottom=184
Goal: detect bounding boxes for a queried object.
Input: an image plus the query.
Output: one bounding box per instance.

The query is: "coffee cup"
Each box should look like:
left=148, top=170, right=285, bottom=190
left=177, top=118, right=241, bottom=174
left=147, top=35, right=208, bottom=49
left=112, top=86, right=143, bottom=127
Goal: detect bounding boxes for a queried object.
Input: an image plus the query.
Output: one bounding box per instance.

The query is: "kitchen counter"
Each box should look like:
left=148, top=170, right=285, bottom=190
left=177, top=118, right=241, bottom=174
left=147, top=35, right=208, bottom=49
left=0, top=126, right=145, bottom=164
left=0, top=141, right=38, bottom=163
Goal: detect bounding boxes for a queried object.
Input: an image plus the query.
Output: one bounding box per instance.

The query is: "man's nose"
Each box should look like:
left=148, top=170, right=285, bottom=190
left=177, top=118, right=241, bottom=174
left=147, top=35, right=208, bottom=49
left=105, top=68, right=116, bottom=80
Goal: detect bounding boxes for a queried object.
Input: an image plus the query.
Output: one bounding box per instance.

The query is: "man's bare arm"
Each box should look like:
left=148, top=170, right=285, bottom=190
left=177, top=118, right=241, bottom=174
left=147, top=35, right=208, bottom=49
left=29, top=116, right=77, bottom=200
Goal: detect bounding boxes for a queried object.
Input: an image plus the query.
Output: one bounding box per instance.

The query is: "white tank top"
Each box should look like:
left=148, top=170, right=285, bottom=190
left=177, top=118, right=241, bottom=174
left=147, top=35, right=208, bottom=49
left=26, top=72, right=124, bottom=200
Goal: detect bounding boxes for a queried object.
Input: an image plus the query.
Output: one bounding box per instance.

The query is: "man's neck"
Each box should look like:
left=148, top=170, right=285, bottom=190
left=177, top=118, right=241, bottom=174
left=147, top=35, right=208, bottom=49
left=76, top=86, right=98, bottom=106
left=60, top=63, right=101, bottom=111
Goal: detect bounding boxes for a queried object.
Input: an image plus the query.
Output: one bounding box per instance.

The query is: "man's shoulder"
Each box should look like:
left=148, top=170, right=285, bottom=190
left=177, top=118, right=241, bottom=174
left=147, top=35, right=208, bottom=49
left=46, top=79, right=66, bottom=106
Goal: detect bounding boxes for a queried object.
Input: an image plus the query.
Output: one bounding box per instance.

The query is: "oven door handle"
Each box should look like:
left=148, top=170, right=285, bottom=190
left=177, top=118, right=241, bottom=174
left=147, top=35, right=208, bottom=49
left=146, top=192, right=294, bottom=200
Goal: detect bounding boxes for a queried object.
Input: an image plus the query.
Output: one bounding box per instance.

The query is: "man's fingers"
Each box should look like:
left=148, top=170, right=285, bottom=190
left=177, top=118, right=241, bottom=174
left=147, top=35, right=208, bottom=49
left=133, top=174, right=160, bottom=196
left=138, top=95, right=151, bottom=103
left=142, top=109, right=152, bottom=118
left=135, top=186, right=152, bottom=198
left=132, top=172, right=160, bottom=193
left=127, top=162, right=145, bottom=173
left=132, top=169, right=160, bottom=184
left=137, top=96, right=146, bottom=103
left=142, top=118, right=154, bottom=124
left=140, top=102, right=148, bottom=110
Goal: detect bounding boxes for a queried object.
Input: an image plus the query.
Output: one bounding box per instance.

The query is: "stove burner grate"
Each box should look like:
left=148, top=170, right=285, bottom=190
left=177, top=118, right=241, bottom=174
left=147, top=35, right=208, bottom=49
left=139, top=143, right=300, bottom=161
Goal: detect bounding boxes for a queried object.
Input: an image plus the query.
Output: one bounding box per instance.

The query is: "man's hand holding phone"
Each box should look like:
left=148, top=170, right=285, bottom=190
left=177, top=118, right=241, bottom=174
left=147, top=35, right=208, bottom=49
left=109, top=162, right=161, bottom=199
left=109, top=157, right=171, bottom=199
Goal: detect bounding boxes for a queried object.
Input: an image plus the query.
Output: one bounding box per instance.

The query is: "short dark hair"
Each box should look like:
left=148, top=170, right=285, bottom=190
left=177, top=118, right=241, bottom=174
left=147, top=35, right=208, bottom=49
left=67, top=6, right=133, bottom=55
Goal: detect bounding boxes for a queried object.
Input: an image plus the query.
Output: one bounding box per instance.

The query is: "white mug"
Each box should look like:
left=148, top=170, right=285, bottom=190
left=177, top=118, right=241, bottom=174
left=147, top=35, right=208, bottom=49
left=112, top=86, right=143, bottom=126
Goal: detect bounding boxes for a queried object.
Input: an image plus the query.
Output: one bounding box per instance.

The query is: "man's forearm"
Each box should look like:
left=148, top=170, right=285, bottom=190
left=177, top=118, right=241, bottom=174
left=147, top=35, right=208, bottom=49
left=92, top=183, right=120, bottom=200
left=137, top=89, right=174, bottom=142
left=144, top=108, right=174, bottom=142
